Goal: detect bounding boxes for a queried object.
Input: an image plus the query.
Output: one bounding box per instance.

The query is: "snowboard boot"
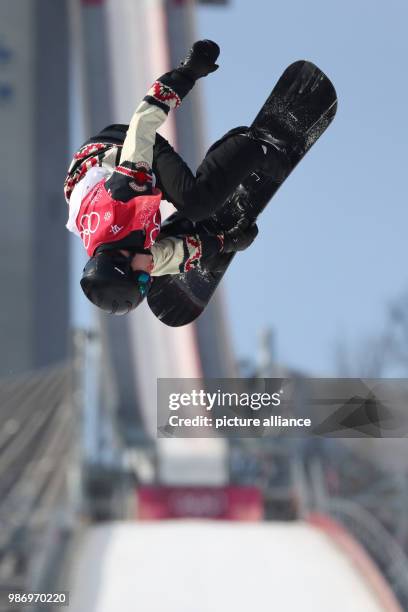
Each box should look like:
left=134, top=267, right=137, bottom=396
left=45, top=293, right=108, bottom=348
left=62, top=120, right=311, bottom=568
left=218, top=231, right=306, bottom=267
left=244, top=126, right=293, bottom=183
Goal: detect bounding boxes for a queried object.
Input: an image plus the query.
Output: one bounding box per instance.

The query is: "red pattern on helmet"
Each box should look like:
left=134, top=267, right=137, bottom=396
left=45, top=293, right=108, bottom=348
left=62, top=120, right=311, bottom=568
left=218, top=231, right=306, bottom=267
left=74, top=142, right=106, bottom=160
left=64, top=155, right=99, bottom=202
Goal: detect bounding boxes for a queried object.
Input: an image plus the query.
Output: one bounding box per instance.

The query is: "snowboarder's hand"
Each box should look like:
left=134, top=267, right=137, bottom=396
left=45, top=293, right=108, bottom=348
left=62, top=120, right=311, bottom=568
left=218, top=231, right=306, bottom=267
left=221, top=218, right=258, bottom=253
left=179, top=40, right=220, bottom=80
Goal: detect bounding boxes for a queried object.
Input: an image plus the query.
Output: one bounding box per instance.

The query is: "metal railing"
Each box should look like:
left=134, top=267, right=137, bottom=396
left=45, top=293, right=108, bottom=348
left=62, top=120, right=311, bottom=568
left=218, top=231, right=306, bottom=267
left=0, top=363, right=79, bottom=610
left=329, top=498, right=408, bottom=609
left=297, top=455, right=408, bottom=610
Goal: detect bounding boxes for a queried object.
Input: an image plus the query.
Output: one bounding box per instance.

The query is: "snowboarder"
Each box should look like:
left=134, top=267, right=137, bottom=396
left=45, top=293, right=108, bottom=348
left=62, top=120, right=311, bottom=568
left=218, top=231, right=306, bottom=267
left=64, top=40, right=292, bottom=315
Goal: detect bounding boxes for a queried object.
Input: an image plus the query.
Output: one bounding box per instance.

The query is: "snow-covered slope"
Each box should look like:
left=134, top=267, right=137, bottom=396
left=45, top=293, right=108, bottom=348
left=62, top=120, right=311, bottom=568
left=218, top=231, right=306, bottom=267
left=69, top=521, right=387, bottom=612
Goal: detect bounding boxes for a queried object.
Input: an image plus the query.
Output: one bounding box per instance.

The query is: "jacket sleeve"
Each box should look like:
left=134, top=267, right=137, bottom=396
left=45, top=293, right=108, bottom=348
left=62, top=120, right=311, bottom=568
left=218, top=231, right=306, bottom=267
left=150, top=232, right=222, bottom=276
left=106, top=70, right=196, bottom=202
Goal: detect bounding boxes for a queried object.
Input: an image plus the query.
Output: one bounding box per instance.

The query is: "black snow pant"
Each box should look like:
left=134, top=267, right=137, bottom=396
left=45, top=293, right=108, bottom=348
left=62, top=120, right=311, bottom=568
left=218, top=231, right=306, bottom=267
left=90, top=124, right=266, bottom=223
left=152, top=127, right=265, bottom=222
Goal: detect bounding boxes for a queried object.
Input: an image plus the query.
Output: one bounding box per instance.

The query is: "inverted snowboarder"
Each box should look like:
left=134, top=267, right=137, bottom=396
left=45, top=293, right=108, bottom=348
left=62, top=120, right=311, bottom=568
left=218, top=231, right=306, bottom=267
left=64, top=40, right=292, bottom=314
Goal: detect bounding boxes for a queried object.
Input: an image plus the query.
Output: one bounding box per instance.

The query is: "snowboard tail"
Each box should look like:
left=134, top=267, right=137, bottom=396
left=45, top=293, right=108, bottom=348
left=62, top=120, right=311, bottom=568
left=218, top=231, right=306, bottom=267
left=147, top=61, right=337, bottom=327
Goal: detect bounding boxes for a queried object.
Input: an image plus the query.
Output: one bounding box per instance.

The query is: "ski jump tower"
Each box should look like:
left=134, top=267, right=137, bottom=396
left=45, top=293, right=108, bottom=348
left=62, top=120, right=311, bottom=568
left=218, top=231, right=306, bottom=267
left=73, top=0, right=233, bottom=477
left=0, top=0, right=233, bottom=478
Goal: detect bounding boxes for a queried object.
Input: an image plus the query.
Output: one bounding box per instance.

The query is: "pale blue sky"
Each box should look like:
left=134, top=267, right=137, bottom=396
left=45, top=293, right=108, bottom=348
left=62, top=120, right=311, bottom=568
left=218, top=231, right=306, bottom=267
left=197, top=0, right=408, bottom=375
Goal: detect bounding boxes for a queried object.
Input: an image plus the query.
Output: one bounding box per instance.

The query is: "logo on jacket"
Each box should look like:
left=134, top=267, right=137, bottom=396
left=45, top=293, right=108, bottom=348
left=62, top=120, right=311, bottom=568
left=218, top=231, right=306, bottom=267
left=110, top=224, right=124, bottom=235
left=146, top=211, right=161, bottom=247
left=79, top=212, right=100, bottom=249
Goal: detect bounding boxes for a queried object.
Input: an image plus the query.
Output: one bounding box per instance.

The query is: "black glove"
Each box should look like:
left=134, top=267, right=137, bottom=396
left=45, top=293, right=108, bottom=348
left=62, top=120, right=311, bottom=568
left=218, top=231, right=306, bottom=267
left=179, top=40, right=220, bottom=81
left=221, top=218, right=258, bottom=253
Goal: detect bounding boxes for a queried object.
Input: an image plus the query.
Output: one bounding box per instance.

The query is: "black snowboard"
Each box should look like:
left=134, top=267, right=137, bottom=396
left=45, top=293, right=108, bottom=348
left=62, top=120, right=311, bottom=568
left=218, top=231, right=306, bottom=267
left=147, top=60, right=337, bottom=327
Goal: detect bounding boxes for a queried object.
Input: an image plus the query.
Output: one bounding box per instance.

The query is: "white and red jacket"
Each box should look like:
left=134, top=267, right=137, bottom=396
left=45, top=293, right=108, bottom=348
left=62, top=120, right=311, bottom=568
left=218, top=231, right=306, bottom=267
left=75, top=179, right=162, bottom=257
left=64, top=75, right=222, bottom=275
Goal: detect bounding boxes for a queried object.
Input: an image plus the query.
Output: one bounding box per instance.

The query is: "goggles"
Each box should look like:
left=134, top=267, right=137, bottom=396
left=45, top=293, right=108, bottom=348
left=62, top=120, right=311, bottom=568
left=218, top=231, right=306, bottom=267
left=134, top=270, right=152, bottom=297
